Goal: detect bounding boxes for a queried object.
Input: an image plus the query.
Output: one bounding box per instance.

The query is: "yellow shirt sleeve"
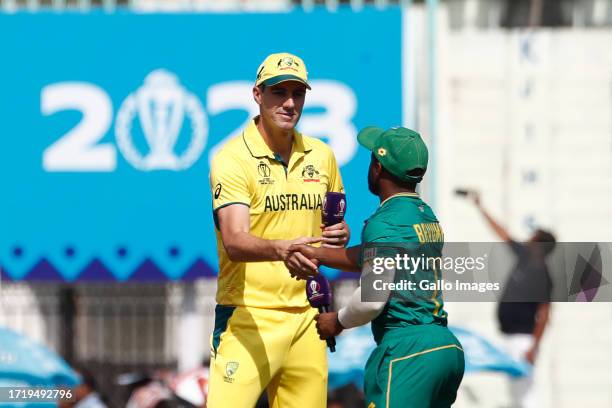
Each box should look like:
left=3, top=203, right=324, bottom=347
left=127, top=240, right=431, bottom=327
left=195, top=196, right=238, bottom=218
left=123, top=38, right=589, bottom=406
left=210, top=150, right=251, bottom=211
left=327, top=148, right=344, bottom=194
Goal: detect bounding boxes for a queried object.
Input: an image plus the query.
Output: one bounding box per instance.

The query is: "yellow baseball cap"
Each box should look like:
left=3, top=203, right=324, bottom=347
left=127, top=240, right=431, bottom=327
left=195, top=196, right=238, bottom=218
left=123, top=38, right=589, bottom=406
left=255, top=52, right=311, bottom=90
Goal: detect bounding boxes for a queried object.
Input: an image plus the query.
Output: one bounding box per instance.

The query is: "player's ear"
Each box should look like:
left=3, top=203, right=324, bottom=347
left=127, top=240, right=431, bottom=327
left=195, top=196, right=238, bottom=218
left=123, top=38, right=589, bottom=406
left=253, top=85, right=263, bottom=105
left=372, top=157, right=382, bottom=175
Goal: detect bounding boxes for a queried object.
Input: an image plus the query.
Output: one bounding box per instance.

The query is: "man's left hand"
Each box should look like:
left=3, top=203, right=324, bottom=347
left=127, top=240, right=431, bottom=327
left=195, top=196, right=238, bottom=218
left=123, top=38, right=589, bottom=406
left=321, top=221, right=350, bottom=248
left=525, top=346, right=538, bottom=365
left=315, top=312, right=344, bottom=339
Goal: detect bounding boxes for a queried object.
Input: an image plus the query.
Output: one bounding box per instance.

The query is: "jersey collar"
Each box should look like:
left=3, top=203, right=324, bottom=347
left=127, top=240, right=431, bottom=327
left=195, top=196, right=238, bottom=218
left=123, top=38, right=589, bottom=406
left=243, top=117, right=313, bottom=161
left=288, top=130, right=313, bottom=170
left=379, top=192, right=419, bottom=207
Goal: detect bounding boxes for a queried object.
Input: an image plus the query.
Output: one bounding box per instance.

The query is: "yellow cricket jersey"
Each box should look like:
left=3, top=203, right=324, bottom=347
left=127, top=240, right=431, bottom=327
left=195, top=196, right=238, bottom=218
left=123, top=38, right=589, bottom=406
left=209, top=118, right=344, bottom=308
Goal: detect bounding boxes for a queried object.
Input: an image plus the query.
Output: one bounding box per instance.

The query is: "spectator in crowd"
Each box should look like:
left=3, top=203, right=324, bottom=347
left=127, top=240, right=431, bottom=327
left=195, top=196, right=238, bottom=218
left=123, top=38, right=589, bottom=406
left=60, top=366, right=108, bottom=408
left=471, top=192, right=556, bottom=408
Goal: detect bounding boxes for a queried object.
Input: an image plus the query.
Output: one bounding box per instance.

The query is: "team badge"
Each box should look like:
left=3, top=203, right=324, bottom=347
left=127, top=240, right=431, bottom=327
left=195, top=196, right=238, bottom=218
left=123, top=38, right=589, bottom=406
left=224, top=361, right=239, bottom=383
left=277, top=56, right=300, bottom=71
left=301, top=164, right=320, bottom=182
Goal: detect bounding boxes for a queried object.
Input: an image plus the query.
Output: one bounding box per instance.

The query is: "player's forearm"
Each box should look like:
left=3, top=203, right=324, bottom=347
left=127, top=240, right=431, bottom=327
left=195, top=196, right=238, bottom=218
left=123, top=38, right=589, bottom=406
left=532, top=303, right=551, bottom=347
left=314, top=245, right=361, bottom=272
left=338, top=261, right=397, bottom=328
left=223, top=231, right=285, bottom=262
left=337, top=286, right=385, bottom=329
left=476, top=204, right=511, bottom=242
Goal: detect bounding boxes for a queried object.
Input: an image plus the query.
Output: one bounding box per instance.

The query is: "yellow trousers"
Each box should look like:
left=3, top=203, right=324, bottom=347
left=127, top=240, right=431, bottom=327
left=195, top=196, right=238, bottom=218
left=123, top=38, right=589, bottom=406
left=207, top=305, right=328, bottom=408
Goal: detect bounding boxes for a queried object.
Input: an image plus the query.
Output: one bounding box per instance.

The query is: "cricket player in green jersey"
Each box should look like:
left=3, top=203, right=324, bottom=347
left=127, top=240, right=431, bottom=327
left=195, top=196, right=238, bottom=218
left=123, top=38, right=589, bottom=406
left=289, top=126, right=465, bottom=408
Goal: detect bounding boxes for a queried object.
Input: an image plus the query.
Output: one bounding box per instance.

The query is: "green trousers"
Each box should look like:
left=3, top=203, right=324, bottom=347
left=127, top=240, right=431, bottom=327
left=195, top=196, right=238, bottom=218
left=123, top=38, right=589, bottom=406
left=364, top=324, right=465, bottom=408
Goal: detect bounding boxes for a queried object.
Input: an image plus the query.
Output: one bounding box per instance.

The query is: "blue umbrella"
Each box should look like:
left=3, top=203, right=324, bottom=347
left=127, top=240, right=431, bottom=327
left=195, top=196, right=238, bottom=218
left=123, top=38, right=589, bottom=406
left=449, top=326, right=531, bottom=378
left=0, top=326, right=80, bottom=386
left=327, top=325, right=376, bottom=390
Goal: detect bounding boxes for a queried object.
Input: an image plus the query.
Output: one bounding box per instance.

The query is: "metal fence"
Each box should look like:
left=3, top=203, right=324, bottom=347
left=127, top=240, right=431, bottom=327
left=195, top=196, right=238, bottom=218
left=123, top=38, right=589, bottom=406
left=0, top=279, right=357, bottom=363
left=0, top=282, right=186, bottom=406
left=0, top=279, right=358, bottom=406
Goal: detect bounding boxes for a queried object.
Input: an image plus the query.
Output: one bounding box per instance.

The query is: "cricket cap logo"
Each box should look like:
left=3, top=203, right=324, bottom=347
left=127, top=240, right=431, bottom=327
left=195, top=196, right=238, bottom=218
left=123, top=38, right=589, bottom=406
left=278, top=56, right=299, bottom=71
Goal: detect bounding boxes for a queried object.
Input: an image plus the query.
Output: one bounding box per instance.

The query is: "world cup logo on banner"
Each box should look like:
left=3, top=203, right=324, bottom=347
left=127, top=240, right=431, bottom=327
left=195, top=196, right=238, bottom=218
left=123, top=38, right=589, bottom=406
left=115, top=69, right=208, bottom=171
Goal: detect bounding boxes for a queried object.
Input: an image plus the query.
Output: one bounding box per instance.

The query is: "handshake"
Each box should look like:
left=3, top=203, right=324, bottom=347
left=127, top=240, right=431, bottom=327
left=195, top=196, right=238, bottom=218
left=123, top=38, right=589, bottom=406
left=281, top=220, right=349, bottom=281
left=283, top=191, right=350, bottom=280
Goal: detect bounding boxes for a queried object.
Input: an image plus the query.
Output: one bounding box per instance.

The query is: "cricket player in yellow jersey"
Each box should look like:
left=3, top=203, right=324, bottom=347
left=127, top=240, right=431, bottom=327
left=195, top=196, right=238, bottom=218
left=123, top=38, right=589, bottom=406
left=207, top=52, right=349, bottom=407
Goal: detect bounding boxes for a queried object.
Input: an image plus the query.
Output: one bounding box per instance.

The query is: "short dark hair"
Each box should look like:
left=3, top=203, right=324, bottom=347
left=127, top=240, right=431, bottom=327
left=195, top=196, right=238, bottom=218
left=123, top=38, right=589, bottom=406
left=382, top=167, right=418, bottom=190
left=372, top=156, right=418, bottom=191
left=533, top=229, right=556, bottom=255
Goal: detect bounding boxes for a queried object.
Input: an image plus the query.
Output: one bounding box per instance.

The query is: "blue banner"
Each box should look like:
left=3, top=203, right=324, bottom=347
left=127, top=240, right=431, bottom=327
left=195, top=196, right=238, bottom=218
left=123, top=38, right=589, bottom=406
left=0, top=10, right=403, bottom=281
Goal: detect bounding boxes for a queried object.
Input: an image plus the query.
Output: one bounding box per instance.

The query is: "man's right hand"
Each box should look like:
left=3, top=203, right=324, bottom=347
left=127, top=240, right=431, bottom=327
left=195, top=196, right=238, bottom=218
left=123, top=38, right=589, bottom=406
left=470, top=190, right=481, bottom=206
left=277, top=238, right=321, bottom=280
left=288, top=243, right=319, bottom=261
left=315, top=312, right=344, bottom=339
left=285, top=243, right=321, bottom=280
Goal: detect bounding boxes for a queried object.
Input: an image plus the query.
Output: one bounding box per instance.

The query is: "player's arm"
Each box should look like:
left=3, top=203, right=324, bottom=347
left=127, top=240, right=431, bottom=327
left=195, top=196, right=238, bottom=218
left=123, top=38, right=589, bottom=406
left=216, top=204, right=319, bottom=271
left=316, top=262, right=396, bottom=338
left=288, top=244, right=361, bottom=272
left=471, top=192, right=512, bottom=242
left=526, top=302, right=551, bottom=364
left=211, top=151, right=317, bottom=273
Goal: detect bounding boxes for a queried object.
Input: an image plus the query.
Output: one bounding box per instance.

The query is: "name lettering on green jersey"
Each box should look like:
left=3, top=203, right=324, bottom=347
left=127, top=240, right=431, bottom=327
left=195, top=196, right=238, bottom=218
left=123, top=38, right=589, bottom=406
left=264, top=193, right=323, bottom=212
left=413, top=223, right=444, bottom=243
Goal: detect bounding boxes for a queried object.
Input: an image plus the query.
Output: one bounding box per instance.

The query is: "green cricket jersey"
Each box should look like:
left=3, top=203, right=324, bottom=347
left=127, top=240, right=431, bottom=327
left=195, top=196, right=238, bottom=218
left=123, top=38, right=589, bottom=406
left=360, top=192, right=448, bottom=344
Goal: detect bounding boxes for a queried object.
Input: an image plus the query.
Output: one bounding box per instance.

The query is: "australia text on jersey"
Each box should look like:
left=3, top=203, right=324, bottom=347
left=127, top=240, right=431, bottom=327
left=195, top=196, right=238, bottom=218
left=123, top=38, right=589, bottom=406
left=264, top=193, right=323, bottom=212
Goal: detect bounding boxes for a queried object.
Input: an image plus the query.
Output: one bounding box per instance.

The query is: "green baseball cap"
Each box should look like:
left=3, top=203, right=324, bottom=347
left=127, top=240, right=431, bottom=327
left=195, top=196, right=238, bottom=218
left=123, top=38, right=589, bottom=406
left=357, top=126, right=428, bottom=183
